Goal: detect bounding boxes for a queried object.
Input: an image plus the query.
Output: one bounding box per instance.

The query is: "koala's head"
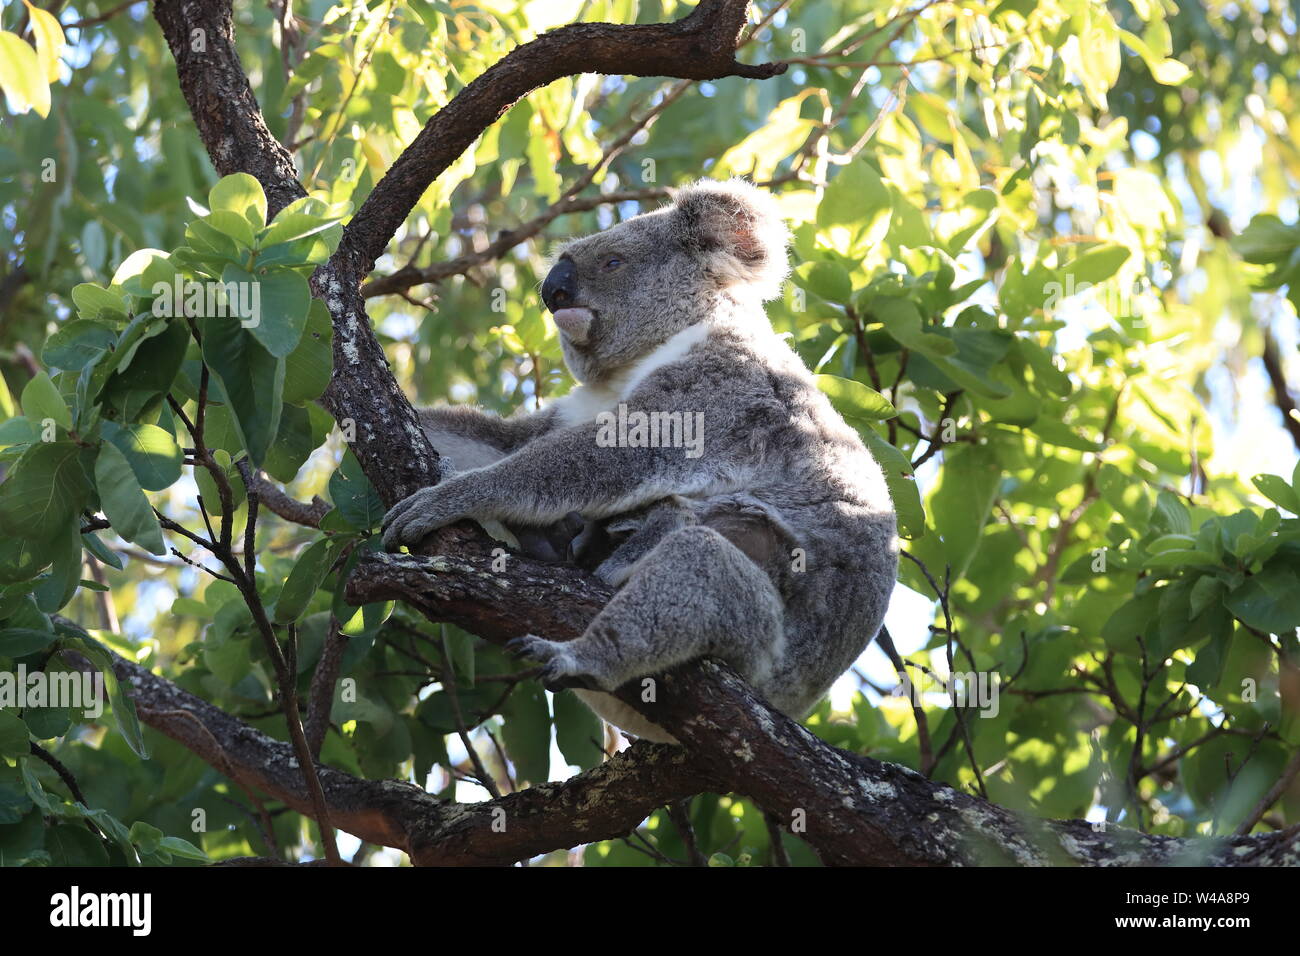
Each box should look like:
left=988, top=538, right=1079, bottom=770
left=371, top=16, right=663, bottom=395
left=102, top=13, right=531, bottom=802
left=541, top=179, right=789, bottom=384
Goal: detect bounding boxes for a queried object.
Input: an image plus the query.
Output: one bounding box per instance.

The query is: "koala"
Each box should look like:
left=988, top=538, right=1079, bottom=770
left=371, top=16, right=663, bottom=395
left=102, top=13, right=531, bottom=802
left=384, top=179, right=898, bottom=742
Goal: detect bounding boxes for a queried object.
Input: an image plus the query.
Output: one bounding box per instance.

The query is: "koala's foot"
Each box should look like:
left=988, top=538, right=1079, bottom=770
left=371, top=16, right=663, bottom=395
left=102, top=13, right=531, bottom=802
left=382, top=487, right=440, bottom=549
left=506, top=635, right=603, bottom=692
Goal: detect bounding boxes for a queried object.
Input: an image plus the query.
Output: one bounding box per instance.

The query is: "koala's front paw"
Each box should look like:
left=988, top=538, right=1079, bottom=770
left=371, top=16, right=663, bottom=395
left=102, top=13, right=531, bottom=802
left=381, top=487, right=455, bottom=550
left=593, top=555, right=637, bottom=588
left=506, top=634, right=601, bottom=692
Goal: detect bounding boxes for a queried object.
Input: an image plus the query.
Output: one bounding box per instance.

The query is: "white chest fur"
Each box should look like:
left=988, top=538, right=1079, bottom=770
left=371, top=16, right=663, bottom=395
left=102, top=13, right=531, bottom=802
left=550, top=323, right=709, bottom=428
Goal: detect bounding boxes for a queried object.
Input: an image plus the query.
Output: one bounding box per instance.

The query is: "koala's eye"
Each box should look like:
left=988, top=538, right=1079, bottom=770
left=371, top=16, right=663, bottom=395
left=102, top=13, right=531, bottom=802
left=602, top=255, right=624, bottom=271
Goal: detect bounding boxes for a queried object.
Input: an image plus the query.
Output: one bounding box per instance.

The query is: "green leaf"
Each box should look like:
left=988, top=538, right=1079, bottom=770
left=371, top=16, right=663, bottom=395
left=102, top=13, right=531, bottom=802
left=0, top=31, right=51, bottom=117
left=20, top=372, right=72, bottom=431
left=63, top=627, right=149, bottom=758
left=0, top=441, right=93, bottom=538
left=1186, top=628, right=1233, bottom=688
left=47, top=824, right=110, bottom=866
left=42, top=321, right=118, bottom=371
left=927, top=443, right=1000, bottom=577
left=69, top=283, right=128, bottom=320
left=223, top=263, right=311, bottom=358
left=33, top=520, right=83, bottom=613
left=128, top=820, right=164, bottom=855
left=1102, top=590, right=1161, bottom=651
left=0, top=416, right=39, bottom=447
left=203, top=634, right=251, bottom=688
left=1097, top=464, right=1151, bottom=525
left=283, top=300, right=333, bottom=404
left=23, top=696, right=72, bottom=739
left=1030, top=418, right=1102, bottom=452
left=815, top=374, right=896, bottom=422
left=1252, top=473, right=1300, bottom=515
left=0, top=534, right=55, bottom=584
left=861, top=430, right=924, bottom=539
left=328, top=451, right=385, bottom=531
left=1232, top=214, right=1300, bottom=265
left=869, top=297, right=956, bottom=357
left=1066, top=243, right=1130, bottom=285
left=88, top=313, right=168, bottom=402
left=0, top=709, right=32, bottom=759
left=111, top=248, right=171, bottom=294
left=94, top=442, right=166, bottom=555
left=1152, top=489, right=1192, bottom=535
left=158, top=835, right=208, bottom=861
left=1224, top=564, right=1300, bottom=634
left=274, top=537, right=338, bottom=624
left=554, top=691, right=604, bottom=771
left=98, top=314, right=188, bottom=419
left=209, top=173, right=268, bottom=229
left=200, top=316, right=284, bottom=467
left=264, top=402, right=324, bottom=482
left=102, top=421, right=183, bottom=491
left=206, top=210, right=256, bottom=249
left=0, top=627, right=57, bottom=657
left=260, top=212, right=340, bottom=248
left=817, top=160, right=892, bottom=255
left=793, top=261, right=852, bottom=303
left=442, top=626, right=476, bottom=685
left=501, top=680, right=551, bottom=785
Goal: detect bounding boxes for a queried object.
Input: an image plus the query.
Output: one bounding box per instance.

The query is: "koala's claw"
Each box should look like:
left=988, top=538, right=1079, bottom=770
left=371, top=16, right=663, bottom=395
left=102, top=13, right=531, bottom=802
left=507, top=634, right=601, bottom=692
left=505, top=635, right=539, bottom=660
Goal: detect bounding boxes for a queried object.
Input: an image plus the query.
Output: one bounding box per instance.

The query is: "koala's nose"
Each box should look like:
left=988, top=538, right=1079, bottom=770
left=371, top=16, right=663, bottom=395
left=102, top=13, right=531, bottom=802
left=541, top=258, right=577, bottom=313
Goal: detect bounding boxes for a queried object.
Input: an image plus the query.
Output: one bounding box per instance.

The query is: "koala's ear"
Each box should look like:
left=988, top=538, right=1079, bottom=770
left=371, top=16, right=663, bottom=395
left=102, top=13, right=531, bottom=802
left=672, top=179, right=790, bottom=300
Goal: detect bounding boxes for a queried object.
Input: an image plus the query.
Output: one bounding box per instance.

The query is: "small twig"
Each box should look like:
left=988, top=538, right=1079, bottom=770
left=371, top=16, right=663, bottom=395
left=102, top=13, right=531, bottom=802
left=666, top=798, right=707, bottom=867
left=764, top=810, right=792, bottom=867
left=29, top=743, right=90, bottom=806
left=1235, top=748, right=1300, bottom=836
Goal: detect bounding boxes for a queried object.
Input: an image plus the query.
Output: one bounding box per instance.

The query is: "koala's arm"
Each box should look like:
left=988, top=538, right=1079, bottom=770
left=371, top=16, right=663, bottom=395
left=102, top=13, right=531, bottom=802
left=418, top=404, right=560, bottom=473
left=383, top=417, right=727, bottom=548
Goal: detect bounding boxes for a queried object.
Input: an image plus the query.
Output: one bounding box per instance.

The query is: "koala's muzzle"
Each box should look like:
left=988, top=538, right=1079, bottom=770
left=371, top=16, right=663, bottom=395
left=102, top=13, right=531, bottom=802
left=542, top=258, right=594, bottom=344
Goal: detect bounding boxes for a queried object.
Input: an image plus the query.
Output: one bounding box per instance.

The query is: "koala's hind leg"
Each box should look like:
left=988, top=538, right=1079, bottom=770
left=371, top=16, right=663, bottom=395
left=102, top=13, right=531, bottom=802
left=510, top=525, right=785, bottom=698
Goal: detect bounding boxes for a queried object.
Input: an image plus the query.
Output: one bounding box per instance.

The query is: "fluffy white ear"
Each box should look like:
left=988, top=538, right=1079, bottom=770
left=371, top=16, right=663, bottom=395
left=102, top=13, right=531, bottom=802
left=673, top=179, right=790, bottom=300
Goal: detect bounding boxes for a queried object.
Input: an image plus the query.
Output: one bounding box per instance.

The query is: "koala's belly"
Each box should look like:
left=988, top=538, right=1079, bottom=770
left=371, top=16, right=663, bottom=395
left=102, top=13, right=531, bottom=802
left=571, top=689, right=678, bottom=744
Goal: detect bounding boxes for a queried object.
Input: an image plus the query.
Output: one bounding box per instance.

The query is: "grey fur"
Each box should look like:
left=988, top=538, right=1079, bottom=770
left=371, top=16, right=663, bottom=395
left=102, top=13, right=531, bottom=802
left=384, top=179, right=898, bottom=742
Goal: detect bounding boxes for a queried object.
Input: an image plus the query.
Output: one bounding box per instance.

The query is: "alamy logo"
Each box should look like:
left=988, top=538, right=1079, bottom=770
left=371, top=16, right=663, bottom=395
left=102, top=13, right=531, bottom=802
left=595, top=403, right=704, bottom=459
left=1042, top=275, right=1145, bottom=322
left=0, top=665, right=104, bottom=718
left=49, top=886, right=151, bottom=936
left=893, top=669, right=1000, bottom=718
left=151, top=276, right=261, bottom=328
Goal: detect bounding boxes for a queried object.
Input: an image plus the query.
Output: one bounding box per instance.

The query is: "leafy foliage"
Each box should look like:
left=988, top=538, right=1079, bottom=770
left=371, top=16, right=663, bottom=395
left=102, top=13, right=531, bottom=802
left=0, top=0, right=1297, bottom=866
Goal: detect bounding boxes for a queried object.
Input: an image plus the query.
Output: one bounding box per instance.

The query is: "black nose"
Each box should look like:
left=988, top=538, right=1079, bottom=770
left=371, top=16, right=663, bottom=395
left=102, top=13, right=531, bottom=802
left=541, top=258, right=577, bottom=313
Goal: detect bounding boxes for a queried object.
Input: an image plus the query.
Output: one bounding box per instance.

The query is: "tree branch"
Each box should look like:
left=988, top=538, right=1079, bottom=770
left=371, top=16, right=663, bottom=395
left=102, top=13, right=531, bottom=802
left=69, top=642, right=715, bottom=865
left=1261, top=328, right=1300, bottom=451
left=152, top=0, right=307, bottom=218
left=344, top=546, right=1300, bottom=866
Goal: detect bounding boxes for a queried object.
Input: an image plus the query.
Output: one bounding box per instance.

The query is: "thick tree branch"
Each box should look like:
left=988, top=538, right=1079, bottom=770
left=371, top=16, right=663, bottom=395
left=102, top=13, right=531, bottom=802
left=70, top=643, right=713, bottom=865
left=152, top=0, right=307, bottom=218
left=344, top=548, right=1300, bottom=866
left=79, top=608, right=1300, bottom=866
